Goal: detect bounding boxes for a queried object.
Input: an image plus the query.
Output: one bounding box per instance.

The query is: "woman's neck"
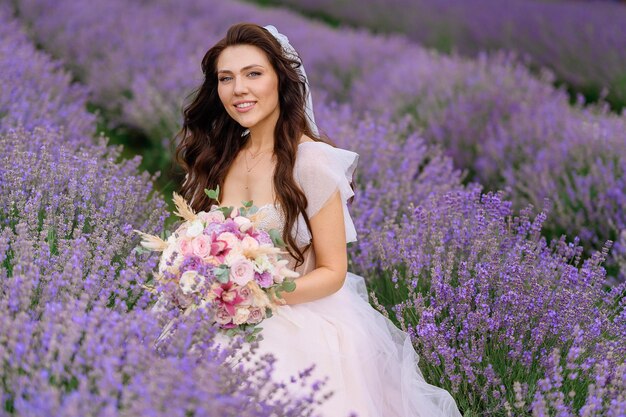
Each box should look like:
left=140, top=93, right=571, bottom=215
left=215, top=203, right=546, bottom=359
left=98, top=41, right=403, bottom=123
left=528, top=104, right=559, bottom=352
left=244, top=106, right=279, bottom=153
left=245, top=131, right=275, bottom=154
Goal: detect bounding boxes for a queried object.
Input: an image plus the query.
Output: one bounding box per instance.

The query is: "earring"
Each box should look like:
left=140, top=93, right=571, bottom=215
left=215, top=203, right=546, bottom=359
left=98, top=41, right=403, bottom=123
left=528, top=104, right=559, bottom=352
left=241, top=128, right=250, bottom=137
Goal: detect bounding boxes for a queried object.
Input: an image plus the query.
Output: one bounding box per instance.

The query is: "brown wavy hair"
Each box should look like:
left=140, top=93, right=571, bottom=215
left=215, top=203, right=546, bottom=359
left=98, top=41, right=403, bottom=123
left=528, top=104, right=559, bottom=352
left=175, top=22, right=331, bottom=267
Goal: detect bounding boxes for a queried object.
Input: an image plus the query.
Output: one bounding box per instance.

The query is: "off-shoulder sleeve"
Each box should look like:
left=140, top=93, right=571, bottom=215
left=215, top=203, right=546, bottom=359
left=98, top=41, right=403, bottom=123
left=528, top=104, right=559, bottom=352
left=291, top=142, right=359, bottom=247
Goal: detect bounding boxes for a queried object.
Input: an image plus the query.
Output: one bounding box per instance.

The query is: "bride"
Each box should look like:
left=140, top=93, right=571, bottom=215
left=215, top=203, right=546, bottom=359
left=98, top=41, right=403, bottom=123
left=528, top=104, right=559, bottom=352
left=174, top=22, right=462, bottom=417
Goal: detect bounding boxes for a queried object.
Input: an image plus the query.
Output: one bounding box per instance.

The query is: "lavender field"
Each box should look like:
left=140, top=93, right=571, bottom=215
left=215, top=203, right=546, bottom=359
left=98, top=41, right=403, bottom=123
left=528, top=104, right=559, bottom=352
left=1, top=0, right=625, bottom=416
left=263, top=0, right=626, bottom=111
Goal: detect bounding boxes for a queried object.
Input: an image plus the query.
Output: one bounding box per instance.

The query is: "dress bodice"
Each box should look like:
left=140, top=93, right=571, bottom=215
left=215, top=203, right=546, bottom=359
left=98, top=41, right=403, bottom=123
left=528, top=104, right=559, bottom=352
left=253, top=203, right=286, bottom=235
left=254, top=203, right=318, bottom=277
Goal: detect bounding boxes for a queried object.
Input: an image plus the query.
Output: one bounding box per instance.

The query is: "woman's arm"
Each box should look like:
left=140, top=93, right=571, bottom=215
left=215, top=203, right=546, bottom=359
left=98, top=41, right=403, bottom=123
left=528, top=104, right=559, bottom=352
left=280, top=189, right=348, bottom=305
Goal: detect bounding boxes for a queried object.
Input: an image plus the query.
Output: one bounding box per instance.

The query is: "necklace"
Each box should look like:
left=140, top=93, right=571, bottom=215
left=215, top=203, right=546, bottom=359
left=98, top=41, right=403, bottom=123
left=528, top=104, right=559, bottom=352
left=247, top=146, right=269, bottom=160
left=243, top=148, right=272, bottom=190
left=243, top=148, right=270, bottom=172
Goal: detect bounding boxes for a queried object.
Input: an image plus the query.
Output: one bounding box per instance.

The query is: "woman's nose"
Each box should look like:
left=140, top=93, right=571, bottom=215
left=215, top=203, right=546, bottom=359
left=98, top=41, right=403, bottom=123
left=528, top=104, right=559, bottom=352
left=233, top=76, right=248, bottom=95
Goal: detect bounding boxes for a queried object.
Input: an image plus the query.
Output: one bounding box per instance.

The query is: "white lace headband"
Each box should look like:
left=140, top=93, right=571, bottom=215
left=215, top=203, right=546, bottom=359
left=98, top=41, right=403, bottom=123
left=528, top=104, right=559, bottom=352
left=263, top=24, right=319, bottom=137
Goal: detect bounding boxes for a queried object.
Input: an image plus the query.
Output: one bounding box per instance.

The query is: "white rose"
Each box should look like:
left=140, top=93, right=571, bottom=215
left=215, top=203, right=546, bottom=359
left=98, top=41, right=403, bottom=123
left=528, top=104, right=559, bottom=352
left=179, top=270, right=205, bottom=295
left=158, top=242, right=183, bottom=274
left=233, top=216, right=253, bottom=232
left=232, top=307, right=251, bottom=325
left=185, top=220, right=204, bottom=238
left=254, top=254, right=273, bottom=273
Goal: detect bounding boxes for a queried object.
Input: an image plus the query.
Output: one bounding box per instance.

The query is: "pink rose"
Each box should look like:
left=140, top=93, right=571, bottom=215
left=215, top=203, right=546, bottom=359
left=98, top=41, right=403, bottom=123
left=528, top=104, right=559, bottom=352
left=218, top=232, right=240, bottom=250
left=214, top=306, right=232, bottom=326
left=179, top=239, right=194, bottom=257
left=238, top=285, right=253, bottom=306
left=229, top=259, right=255, bottom=286
left=198, top=210, right=225, bottom=224
left=241, top=235, right=259, bottom=251
left=191, top=234, right=211, bottom=258
left=247, top=307, right=264, bottom=324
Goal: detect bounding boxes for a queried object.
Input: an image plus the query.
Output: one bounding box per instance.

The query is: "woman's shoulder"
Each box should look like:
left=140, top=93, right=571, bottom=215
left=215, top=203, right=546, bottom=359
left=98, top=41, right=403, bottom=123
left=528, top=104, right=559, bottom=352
left=296, top=137, right=356, bottom=161
left=295, top=138, right=359, bottom=184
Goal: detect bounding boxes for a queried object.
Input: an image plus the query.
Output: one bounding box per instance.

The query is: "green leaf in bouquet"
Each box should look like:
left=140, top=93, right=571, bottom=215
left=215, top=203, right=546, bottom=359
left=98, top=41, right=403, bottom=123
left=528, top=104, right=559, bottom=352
left=214, top=265, right=230, bottom=283
left=269, top=229, right=285, bottom=248
left=224, top=328, right=238, bottom=338
left=159, top=228, right=172, bottom=241
left=219, top=206, right=234, bottom=219
left=281, top=279, right=296, bottom=293
left=132, top=245, right=152, bottom=256
left=265, top=307, right=273, bottom=319
left=204, top=186, right=220, bottom=202
left=241, top=200, right=253, bottom=208
left=245, top=326, right=263, bottom=343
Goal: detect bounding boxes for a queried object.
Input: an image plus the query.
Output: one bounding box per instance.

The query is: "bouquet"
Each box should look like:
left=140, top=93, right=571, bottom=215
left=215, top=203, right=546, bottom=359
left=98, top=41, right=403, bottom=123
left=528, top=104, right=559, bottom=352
left=135, top=187, right=298, bottom=341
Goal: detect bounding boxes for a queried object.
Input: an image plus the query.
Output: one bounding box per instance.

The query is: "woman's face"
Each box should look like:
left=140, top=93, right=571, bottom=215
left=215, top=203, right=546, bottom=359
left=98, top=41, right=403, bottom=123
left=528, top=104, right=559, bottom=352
left=216, top=44, right=280, bottom=131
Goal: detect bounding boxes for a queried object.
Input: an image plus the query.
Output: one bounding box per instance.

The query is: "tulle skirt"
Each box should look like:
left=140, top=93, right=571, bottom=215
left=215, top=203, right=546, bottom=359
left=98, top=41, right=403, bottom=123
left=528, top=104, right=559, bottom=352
left=239, top=272, right=463, bottom=417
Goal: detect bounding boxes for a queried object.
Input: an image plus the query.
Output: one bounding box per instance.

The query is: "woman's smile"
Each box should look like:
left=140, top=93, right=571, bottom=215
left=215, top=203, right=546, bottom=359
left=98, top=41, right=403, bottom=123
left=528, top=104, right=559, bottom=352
left=233, top=101, right=256, bottom=112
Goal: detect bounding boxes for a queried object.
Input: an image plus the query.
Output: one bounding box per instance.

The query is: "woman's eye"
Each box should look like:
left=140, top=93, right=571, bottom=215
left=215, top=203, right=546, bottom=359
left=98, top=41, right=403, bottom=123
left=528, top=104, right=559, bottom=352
left=248, top=71, right=261, bottom=77
left=219, top=76, right=232, bottom=82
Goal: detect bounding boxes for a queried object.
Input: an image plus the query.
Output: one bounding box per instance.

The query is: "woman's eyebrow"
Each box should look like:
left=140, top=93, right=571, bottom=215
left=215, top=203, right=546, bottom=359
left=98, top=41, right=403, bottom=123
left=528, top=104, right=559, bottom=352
left=217, top=64, right=265, bottom=74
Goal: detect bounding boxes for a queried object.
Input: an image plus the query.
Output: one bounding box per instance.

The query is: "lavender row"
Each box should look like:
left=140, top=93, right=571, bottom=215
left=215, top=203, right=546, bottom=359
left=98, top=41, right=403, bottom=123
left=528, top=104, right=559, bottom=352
left=269, top=0, right=626, bottom=108
left=350, top=49, right=626, bottom=280
left=14, top=0, right=626, bottom=279
left=0, top=11, right=324, bottom=415
left=0, top=5, right=95, bottom=146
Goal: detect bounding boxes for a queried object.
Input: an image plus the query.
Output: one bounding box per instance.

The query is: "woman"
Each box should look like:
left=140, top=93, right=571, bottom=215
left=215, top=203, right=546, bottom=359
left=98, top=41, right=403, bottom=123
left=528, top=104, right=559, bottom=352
left=175, top=22, right=462, bottom=417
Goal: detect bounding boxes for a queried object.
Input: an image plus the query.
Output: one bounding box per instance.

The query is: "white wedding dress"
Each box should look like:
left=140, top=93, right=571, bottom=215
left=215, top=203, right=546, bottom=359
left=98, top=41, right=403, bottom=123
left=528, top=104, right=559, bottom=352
left=230, top=141, right=463, bottom=417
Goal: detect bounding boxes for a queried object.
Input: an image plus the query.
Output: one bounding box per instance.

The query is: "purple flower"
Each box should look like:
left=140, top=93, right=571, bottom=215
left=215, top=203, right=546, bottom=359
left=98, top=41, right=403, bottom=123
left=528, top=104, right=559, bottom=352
left=255, top=271, right=273, bottom=288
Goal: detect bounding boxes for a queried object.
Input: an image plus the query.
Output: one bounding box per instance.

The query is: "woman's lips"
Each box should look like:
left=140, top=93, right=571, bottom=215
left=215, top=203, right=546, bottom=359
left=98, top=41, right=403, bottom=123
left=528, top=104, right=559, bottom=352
left=234, top=102, right=256, bottom=113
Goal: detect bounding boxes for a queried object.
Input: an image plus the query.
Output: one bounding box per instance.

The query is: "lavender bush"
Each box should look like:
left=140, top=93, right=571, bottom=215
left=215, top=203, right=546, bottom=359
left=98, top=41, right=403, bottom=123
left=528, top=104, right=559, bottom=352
left=356, top=185, right=625, bottom=415
left=313, top=100, right=465, bottom=271
left=266, top=0, right=626, bottom=110
left=0, top=128, right=167, bottom=309
left=0, top=271, right=324, bottom=416
left=0, top=5, right=95, bottom=146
